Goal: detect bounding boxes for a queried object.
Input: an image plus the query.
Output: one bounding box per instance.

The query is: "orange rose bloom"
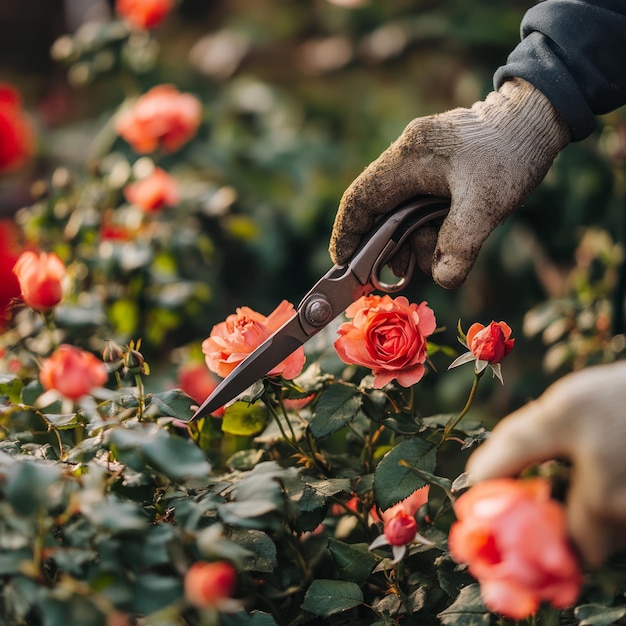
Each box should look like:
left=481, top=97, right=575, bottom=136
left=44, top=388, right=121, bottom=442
left=0, top=83, right=35, bottom=172
left=13, top=250, right=66, bottom=312
left=116, top=0, right=173, bottom=29
left=115, top=85, right=202, bottom=154
left=124, top=167, right=179, bottom=212
left=184, top=561, right=237, bottom=609
left=202, top=300, right=305, bottom=379
left=466, top=321, right=514, bottom=364
left=448, top=478, right=582, bottom=620
left=40, top=344, right=108, bottom=400
left=334, top=294, right=436, bottom=388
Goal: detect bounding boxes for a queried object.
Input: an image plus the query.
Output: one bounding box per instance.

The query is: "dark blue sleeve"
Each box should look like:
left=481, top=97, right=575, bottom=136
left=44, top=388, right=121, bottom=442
left=493, top=0, right=626, bottom=141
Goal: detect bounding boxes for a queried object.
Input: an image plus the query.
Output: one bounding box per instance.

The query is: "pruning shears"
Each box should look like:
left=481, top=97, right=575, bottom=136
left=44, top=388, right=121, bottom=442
left=188, top=196, right=450, bottom=421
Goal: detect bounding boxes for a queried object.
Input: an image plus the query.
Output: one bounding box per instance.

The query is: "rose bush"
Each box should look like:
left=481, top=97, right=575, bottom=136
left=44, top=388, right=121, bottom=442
left=1, top=3, right=625, bottom=626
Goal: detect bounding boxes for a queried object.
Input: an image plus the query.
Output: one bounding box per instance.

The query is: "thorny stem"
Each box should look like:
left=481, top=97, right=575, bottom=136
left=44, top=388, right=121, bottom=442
left=440, top=369, right=484, bottom=445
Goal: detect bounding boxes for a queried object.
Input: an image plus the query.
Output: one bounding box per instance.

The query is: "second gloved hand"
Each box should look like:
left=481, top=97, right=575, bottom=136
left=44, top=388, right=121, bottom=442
left=466, top=361, right=626, bottom=568
left=329, top=78, right=570, bottom=288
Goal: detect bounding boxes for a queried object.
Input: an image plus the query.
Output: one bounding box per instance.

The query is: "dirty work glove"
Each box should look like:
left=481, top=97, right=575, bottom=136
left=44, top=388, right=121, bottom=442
left=329, top=78, right=570, bottom=288
left=466, top=361, right=626, bottom=568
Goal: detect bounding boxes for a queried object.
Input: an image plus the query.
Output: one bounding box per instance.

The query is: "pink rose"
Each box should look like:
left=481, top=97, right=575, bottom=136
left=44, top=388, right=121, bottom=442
left=448, top=478, right=582, bottom=620
left=466, top=321, right=514, bottom=364
left=202, top=300, right=305, bottom=380
left=13, top=250, right=66, bottom=312
left=115, top=85, right=202, bottom=154
left=334, top=294, right=436, bottom=388
left=40, top=344, right=108, bottom=400
left=124, top=167, right=179, bottom=212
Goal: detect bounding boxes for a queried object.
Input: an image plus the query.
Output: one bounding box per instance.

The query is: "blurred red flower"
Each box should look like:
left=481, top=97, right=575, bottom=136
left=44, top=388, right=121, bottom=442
left=40, top=344, right=108, bottom=400
left=13, top=250, right=66, bottom=312
left=0, top=220, right=22, bottom=328
left=448, top=478, right=582, bottom=620
left=0, top=83, right=35, bottom=172
left=184, top=561, right=237, bottom=609
left=202, top=300, right=305, bottom=380
left=467, top=321, right=515, bottom=364
left=124, top=167, right=179, bottom=212
left=115, top=85, right=202, bottom=154
left=178, top=362, right=224, bottom=416
left=334, top=294, right=436, bottom=388
left=116, top=0, right=173, bottom=29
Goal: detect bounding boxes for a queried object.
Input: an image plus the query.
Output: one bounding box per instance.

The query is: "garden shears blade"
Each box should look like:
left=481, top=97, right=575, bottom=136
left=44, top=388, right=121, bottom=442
left=188, top=196, right=449, bottom=421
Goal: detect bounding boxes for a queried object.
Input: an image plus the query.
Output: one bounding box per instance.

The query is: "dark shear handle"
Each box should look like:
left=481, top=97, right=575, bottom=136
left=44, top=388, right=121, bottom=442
left=350, top=196, right=450, bottom=292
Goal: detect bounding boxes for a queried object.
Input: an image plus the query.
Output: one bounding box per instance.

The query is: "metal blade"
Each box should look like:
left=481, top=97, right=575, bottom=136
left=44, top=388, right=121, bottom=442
left=188, top=314, right=307, bottom=421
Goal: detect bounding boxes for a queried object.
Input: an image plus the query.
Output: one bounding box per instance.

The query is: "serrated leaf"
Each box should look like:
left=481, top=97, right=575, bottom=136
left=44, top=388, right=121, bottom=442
left=148, top=389, right=196, bottom=421
left=309, top=383, right=361, bottom=439
left=437, top=584, right=490, bottom=626
left=574, top=604, right=626, bottom=626
left=302, top=579, right=363, bottom=617
left=328, top=538, right=376, bottom=583
left=374, top=438, right=436, bottom=510
left=222, top=401, right=268, bottom=436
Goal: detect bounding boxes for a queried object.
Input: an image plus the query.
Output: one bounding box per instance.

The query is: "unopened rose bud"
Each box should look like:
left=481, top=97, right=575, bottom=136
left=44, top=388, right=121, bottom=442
left=102, top=340, right=125, bottom=364
left=383, top=510, right=417, bottom=546
left=124, top=348, right=146, bottom=375
left=184, top=561, right=237, bottom=609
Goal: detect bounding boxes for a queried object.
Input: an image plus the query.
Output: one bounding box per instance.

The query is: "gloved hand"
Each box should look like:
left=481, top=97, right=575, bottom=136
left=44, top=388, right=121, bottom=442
left=466, top=360, right=626, bottom=568
left=329, top=78, right=570, bottom=288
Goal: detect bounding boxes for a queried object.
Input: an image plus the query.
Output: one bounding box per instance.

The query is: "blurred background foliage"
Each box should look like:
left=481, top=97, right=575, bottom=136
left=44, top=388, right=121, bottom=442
left=2, top=0, right=626, bottom=425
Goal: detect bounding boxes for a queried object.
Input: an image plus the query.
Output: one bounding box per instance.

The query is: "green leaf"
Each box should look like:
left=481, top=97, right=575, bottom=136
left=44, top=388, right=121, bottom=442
left=227, top=448, right=266, bottom=471
left=44, top=412, right=85, bottom=430
left=221, top=611, right=278, bottom=626
left=328, top=539, right=376, bottom=583
left=301, top=579, right=363, bottom=617
left=305, top=477, right=352, bottom=497
left=141, top=430, right=211, bottom=482
left=0, top=374, right=23, bottom=404
left=4, top=458, right=62, bottom=516
left=132, top=574, right=183, bottom=614
left=148, top=389, right=196, bottom=421
left=83, top=497, right=148, bottom=532
left=373, top=438, right=436, bottom=510
left=230, top=528, right=277, bottom=573
left=222, top=401, right=268, bottom=436
left=109, top=426, right=211, bottom=482
left=574, top=604, right=626, bottom=626
left=437, top=584, right=490, bottom=626
left=309, top=383, right=361, bottom=439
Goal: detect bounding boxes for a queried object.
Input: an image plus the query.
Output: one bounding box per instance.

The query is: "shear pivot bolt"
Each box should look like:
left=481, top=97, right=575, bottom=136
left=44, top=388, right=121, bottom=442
left=304, top=296, right=332, bottom=327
